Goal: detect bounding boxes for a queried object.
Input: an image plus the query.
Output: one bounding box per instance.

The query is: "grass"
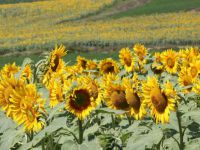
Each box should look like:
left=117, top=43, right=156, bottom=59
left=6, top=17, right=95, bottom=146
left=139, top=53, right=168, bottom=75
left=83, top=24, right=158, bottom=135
left=112, top=0, right=200, bottom=18
left=0, top=0, right=37, bottom=4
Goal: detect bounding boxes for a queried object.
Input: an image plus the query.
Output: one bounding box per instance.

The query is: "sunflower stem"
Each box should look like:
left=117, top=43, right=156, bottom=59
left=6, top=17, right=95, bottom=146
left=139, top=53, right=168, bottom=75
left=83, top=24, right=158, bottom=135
left=126, top=114, right=132, bottom=126
left=78, top=119, right=83, bottom=144
left=111, top=114, right=115, bottom=129
left=176, top=110, right=184, bottom=150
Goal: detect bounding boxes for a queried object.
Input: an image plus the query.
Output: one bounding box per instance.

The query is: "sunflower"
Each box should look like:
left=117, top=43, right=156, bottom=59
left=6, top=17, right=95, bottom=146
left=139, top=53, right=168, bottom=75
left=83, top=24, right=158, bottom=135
left=86, top=60, right=98, bottom=70
left=119, top=47, right=135, bottom=72
left=79, top=75, right=102, bottom=106
left=43, top=45, right=66, bottom=87
left=151, top=52, right=164, bottom=74
left=49, top=80, right=64, bottom=108
left=98, top=58, right=119, bottom=74
left=65, top=78, right=97, bottom=120
left=0, top=76, right=24, bottom=115
left=77, top=56, right=88, bottom=71
left=178, top=67, right=194, bottom=93
left=179, top=47, right=199, bottom=67
left=122, top=78, right=146, bottom=120
left=188, top=60, right=200, bottom=79
left=142, top=76, right=176, bottom=123
left=10, top=84, right=45, bottom=132
left=133, top=43, right=147, bottom=61
left=161, top=49, right=178, bottom=74
left=20, top=64, right=32, bottom=81
left=1, top=62, right=20, bottom=78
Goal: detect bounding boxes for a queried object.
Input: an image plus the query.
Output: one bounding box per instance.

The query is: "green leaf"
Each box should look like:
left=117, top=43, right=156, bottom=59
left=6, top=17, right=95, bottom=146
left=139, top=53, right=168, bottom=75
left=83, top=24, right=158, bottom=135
left=96, top=108, right=125, bottom=115
left=61, top=140, right=77, bottom=150
left=47, top=102, right=65, bottom=121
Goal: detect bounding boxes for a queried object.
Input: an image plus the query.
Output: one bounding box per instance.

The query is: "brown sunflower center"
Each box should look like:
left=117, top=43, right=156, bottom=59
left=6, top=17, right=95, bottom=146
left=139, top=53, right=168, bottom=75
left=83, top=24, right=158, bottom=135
left=150, top=87, right=167, bottom=113
left=70, top=89, right=91, bottom=111
left=124, top=57, right=132, bottom=67
left=81, top=60, right=87, bottom=69
left=166, top=58, right=174, bottom=68
left=111, top=90, right=129, bottom=110
left=191, top=67, right=197, bottom=78
left=51, top=55, right=60, bottom=71
left=126, top=91, right=141, bottom=113
left=102, top=62, right=115, bottom=74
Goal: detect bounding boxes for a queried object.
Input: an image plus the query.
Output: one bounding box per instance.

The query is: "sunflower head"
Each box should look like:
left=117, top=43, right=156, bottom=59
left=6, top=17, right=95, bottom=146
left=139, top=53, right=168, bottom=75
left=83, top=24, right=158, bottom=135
left=133, top=43, right=147, bottom=61
left=161, top=49, right=178, bottom=74
left=1, top=63, right=20, bottom=78
left=142, top=76, right=176, bottom=123
left=65, top=77, right=97, bottom=120
left=20, top=64, right=32, bottom=81
left=98, top=58, right=119, bottom=74
left=119, top=47, right=135, bottom=72
left=86, top=60, right=98, bottom=70
left=77, top=56, right=88, bottom=71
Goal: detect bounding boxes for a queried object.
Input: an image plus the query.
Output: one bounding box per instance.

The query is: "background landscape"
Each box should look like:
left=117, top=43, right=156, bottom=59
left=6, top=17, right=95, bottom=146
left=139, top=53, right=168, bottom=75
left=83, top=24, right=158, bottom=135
left=0, top=0, right=200, bottom=66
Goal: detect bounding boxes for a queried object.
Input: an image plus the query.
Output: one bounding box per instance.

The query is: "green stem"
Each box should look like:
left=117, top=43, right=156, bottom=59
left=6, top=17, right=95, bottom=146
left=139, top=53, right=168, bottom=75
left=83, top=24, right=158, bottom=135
left=176, top=111, right=184, bottom=150
left=111, top=114, right=115, bottom=129
left=126, top=114, right=132, bottom=126
left=78, top=119, right=83, bottom=144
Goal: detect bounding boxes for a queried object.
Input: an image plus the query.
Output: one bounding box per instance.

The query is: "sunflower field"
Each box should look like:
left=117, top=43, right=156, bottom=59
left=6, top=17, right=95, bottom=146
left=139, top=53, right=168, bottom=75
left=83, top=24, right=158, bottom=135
left=0, top=44, right=200, bottom=150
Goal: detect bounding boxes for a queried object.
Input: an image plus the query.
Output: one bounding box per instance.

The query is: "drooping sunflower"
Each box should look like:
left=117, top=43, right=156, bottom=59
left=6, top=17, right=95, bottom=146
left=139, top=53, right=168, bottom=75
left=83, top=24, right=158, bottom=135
left=122, top=77, right=146, bottom=120
left=43, top=45, right=67, bottom=87
left=161, top=49, right=179, bottom=74
left=142, top=76, right=176, bottom=123
left=119, top=47, right=135, bottom=72
left=20, top=64, right=32, bottom=81
left=0, top=76, right=24, bottom=115
left=1, top=62, right=20, bottom=78
left=10, top=84, right=45, bottom=132
left=133, top=43, right=148, bottom=61
left=65, top=78, right=97, bottom=120
left=152, top=52, right=164, bottom=74
left=98, top=58, right=119, bottom=74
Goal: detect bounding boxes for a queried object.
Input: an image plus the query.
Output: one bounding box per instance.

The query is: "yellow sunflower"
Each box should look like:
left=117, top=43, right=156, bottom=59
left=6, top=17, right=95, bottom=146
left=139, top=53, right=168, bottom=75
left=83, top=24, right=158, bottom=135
left=178, top=67, right=194, bottom=93
left=188, top=60, right=200, bottom=79
left=10, top=84, right=45, bottom=132
left=161, top=49, right=178, bottom=74
left=20, top=64, right=32, bottom=81
left=86, top=60, right=98, bottom=70
left=77, top=56, right=88, bottom=71
left=0, top=76, right=24, bottom=115
left=142, top=76, right=176, bottom=123
left=49, top=80, right=64, bottom=108
left=122, top=78, right=146, bottom=120
left=98, top=58, right=119, bottom=74
left=119, top=47, right=135, bottom=72
left=65, top=78, right=97, bottom=120
left=1, top=62, right=20, bottom=78
left=133, top=43, right=148, bottom=61
left=152, top=52, right=164, bottom=74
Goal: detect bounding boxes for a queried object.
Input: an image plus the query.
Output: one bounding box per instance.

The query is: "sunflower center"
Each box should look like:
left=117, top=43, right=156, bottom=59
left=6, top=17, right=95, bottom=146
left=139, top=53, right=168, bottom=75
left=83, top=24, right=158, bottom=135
left=111, top=90, right=129, bottom=110
left=70, top=89, right=91, bottom=111
left=51, top=55, right=60, bottom=71
left=81, top=60, right=87, bottom=69
left=166, top=58, right=174, bottom=68
left=102, top=63, right=115, bottom=74
left=124, top=57, right=132, bottom=67
left=150, top=87, right=167, bottom=113
left=126, top=91, right=140, bottom=113
left=191, top=67, right=197, bottom=78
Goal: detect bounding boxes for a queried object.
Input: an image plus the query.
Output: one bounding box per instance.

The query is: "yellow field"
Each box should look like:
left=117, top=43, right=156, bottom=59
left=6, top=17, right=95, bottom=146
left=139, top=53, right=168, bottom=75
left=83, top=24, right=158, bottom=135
left=0, top=0, right=200, bottom=54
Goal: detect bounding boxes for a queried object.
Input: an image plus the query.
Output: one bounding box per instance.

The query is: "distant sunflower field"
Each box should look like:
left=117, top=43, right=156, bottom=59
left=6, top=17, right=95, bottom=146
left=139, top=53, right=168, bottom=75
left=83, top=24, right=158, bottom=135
left=0, top=44, right=200, bottom=149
